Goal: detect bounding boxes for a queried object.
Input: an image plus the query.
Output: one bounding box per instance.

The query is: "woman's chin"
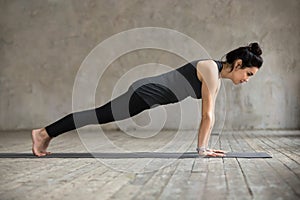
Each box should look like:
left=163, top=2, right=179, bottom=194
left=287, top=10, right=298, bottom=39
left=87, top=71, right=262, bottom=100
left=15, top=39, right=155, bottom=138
left=232, top=80, right=239, bottom=85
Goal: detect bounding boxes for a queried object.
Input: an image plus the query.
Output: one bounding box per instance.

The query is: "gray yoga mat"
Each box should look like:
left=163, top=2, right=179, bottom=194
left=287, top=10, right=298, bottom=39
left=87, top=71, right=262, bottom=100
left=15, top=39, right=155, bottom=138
left=0, top=152, right=272, bottom=158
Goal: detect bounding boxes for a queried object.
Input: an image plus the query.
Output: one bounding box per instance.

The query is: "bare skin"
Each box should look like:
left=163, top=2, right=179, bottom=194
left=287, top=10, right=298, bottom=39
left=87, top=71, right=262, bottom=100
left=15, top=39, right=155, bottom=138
left=196, top=59, right=259, bottom=157
left=31, top=128, right=52, bottom=157
left=220, top=59, right=259, bottom=85
left=200, top=150, right=226, bottom=157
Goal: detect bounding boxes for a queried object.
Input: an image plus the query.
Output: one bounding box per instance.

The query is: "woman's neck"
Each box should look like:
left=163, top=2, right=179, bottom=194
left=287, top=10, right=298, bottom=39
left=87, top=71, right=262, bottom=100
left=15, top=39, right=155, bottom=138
left=220, top=62, right=232, bottom=79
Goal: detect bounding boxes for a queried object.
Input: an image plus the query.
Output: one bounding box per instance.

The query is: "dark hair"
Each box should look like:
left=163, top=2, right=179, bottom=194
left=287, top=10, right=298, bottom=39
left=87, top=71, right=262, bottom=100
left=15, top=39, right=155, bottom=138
left=225, top=42, right=263, bottom=71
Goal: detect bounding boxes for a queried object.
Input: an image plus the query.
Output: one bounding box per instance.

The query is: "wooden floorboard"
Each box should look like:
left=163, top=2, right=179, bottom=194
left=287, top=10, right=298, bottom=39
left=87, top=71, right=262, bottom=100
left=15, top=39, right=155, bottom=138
left=0, top=130, right=299, bottom=200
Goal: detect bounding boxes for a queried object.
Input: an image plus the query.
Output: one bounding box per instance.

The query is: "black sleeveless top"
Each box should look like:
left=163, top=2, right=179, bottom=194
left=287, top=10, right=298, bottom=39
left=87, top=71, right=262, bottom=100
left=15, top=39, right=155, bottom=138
left=130, top=59, right=223, bottom=106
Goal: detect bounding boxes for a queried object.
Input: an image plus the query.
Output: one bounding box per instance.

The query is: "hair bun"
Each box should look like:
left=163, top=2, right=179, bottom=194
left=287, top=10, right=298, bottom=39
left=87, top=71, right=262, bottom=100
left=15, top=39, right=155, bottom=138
left=248, top=42, right=262, bottom=56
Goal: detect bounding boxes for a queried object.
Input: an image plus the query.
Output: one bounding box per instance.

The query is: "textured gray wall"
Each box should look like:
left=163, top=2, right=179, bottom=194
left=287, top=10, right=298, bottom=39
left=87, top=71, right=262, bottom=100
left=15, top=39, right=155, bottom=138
left=0, top=0, right=299, bottom=131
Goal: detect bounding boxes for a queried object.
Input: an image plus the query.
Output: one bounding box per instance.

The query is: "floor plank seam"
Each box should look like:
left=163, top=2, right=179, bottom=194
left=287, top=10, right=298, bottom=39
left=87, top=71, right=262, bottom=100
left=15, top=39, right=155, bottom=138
left=230, top=134, right=254, bottom=199
left=156, top=161, right=180, bottom=199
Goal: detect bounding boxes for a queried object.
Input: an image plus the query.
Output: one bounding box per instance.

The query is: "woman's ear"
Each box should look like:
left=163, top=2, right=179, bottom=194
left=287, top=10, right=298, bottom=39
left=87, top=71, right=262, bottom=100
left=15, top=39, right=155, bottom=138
left=233, top=59, right=243, bottom=70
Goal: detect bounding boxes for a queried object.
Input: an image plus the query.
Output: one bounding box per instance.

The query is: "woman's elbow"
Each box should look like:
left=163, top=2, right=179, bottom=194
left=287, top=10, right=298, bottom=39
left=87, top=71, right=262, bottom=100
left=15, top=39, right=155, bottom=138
left=201, top=112, right=213, bottom=121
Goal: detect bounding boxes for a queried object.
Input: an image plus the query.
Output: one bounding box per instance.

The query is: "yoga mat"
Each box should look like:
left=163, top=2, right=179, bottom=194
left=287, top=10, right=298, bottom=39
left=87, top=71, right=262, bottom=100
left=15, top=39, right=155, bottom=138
left=0, top=152, right=272, bottom=158
left=224, top=152, right=272, bottom=158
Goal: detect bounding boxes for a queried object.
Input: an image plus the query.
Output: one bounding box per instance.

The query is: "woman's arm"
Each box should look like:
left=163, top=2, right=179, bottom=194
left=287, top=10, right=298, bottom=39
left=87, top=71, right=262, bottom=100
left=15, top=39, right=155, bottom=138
left=197, top=79, right=214, bottom=148
left=196, top=60, right=224, bottom=157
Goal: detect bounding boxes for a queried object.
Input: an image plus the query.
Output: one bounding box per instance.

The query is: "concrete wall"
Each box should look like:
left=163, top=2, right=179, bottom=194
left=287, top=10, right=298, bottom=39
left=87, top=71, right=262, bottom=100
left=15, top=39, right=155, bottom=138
left=1, top=0, right=299, bottom=131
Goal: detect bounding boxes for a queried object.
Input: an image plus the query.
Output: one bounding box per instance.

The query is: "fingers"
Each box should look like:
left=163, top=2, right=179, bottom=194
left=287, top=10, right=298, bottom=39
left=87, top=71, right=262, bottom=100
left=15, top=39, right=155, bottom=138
left=198, top=151, right=225, bottom=157
left=213, top=150, right=227, bottom=154
left=208, top=149, right=227, bottom=154
left=208, top=152, right=225, bottom=157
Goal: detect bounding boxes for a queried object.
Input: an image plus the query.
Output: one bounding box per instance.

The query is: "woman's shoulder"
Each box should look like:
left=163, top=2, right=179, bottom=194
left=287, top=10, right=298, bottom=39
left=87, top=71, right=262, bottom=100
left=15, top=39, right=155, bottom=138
left=195, top=59, right=219, bottom=82
left=196, top=59, right=218, bottom=67
left=196, top=59, right=219, bottom=73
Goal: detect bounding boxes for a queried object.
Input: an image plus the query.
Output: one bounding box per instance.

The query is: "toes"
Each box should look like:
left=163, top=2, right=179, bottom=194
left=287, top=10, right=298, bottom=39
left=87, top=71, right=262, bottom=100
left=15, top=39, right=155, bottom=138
left=36, top=152, right=47, bottom=157
left=32, top=149, right=48, bottom=157
left=40, top=150, right=51, bottom=156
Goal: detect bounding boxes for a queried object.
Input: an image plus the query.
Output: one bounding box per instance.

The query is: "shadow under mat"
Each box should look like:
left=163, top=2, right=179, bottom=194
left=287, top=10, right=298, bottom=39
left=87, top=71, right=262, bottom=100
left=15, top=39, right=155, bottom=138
left=0, top=152, right=272, bottom=158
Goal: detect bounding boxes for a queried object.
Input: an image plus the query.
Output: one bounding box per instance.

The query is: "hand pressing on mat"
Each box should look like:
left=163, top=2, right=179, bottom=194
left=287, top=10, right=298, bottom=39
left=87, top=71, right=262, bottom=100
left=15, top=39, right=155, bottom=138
left=206, top=149, right=227, bottom=154
left=199, top=151, right=225, bottom=157
left=197, top=147, right=225, bottom=157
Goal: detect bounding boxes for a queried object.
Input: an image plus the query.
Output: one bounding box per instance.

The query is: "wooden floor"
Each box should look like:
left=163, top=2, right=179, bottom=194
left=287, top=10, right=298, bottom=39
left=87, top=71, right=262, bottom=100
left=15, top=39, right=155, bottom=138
left=0, top=130, right=299, bottom=200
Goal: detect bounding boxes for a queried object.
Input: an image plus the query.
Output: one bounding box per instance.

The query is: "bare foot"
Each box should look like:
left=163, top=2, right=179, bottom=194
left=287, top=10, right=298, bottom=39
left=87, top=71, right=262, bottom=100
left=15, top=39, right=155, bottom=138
left=31, top=128, right=52, bottom=157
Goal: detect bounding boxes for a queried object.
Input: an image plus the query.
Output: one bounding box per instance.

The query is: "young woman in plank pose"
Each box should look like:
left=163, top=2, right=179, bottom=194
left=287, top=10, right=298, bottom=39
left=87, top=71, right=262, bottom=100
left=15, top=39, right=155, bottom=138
left=31, top=42, right=263, bottom=157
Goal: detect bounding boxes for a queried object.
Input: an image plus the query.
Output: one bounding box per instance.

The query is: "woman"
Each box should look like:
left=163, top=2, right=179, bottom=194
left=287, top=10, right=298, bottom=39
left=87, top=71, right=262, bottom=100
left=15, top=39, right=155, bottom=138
left=31, top=42, right=263, bottom=157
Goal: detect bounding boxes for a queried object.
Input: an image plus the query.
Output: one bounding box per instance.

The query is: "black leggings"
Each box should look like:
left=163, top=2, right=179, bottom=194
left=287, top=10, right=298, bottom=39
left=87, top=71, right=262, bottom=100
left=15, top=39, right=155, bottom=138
left=45, top=88, right=152, bottom=137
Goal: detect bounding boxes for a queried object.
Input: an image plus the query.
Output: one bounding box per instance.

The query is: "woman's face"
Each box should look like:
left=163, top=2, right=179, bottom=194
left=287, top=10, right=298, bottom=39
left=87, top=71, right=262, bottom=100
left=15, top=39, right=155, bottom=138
left=232, top=65, right=259, bottom=85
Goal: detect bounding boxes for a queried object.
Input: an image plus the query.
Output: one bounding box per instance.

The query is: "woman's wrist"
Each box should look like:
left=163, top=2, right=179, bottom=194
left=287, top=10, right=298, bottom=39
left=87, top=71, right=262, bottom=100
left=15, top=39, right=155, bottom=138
left=196, top=146, right=207, bottom=153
